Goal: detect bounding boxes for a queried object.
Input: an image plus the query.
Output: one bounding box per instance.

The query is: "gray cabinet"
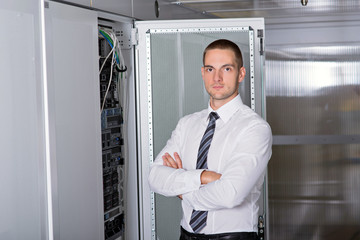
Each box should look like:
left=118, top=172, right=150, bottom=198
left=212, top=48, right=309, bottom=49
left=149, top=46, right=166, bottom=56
left=0, top=0, right=48, bottom=239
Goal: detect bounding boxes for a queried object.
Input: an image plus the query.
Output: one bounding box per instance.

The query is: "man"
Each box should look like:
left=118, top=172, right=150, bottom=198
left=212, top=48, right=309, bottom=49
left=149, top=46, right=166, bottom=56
left=148, top=39, right=272, bottom=240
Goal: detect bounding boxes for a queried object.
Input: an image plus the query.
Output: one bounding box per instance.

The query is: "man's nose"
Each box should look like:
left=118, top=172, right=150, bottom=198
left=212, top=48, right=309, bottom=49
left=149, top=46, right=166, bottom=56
left=214, top=70, right=222, bottom=82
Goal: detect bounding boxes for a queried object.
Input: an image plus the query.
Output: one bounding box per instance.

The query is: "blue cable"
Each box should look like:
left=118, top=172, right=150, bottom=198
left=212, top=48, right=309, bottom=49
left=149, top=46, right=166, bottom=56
left=99, top=30, right=120, bottom=64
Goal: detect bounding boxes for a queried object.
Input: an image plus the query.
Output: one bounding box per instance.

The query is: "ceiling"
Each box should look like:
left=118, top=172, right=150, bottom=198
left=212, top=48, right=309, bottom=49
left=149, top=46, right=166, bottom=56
left=168, top=0, right=360, bottom=18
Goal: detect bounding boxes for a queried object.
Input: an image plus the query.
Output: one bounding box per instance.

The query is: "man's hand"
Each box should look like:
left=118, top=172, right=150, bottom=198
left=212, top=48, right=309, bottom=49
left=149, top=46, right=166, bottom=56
left=162, top=152, right=183, bottom=169
left=200, top=170, right=222, bottom=185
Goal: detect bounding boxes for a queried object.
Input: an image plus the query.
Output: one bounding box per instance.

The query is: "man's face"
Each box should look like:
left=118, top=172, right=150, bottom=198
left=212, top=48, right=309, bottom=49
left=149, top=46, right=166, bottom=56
left=201, top=48, right=246, bottom=110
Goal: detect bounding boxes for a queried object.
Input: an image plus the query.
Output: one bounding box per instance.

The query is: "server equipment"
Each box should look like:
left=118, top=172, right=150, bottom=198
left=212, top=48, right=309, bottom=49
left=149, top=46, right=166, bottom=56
left=99, top=26, right=127, bottom=240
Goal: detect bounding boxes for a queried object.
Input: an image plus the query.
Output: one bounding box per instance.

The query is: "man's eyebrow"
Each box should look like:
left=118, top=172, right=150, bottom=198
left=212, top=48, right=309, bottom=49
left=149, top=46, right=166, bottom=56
left=222, top=64, right=235, bottom=68
left=204, top=64, right=235, bottom=68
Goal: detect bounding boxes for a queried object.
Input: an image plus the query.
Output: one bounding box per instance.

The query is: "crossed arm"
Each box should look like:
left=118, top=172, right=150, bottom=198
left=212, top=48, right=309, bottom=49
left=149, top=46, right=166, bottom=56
left=149, top=120, right=272, bottom=211
left=162, top=152, right=222, bottom=186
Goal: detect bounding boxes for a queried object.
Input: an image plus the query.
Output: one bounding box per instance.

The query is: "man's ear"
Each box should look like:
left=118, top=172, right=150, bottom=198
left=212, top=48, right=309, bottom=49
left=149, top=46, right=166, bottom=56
left=201, top=67, right=205, bottom=79
left=238, top=66, right=246, bottom=83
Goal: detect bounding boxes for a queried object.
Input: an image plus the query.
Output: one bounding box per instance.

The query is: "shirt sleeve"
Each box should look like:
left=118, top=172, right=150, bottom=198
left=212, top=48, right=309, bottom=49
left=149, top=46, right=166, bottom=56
left=182, top=121, right=272, bottom=210
left=148, top=117, right=204, bottom=197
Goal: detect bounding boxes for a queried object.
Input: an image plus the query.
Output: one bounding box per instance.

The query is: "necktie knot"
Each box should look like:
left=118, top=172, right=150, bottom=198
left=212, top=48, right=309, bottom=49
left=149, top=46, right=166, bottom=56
left=209, top=112, right=219, bottom=121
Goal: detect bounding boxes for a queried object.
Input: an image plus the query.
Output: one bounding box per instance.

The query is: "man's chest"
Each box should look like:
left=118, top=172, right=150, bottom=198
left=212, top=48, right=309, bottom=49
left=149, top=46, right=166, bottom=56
left=180, top=122, right=239, bottom=172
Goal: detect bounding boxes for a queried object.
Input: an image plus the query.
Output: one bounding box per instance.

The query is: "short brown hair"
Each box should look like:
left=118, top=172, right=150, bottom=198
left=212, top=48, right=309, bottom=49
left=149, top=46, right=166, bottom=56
left=203, top=39, right=243, bottom=68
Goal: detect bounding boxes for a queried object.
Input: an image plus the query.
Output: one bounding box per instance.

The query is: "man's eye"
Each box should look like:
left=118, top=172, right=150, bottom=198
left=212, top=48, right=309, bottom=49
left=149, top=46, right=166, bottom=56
left=206, top=68, right=213, bottom=72
left=224, top=67, right=231, bottom=72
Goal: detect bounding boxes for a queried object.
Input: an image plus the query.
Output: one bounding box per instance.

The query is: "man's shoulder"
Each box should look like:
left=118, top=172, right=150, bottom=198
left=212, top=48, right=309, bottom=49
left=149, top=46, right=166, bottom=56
left=236, top=104, right=270, bottom=128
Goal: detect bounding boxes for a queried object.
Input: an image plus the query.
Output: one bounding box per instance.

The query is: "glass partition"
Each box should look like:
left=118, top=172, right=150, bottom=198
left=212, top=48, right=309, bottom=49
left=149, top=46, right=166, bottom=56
left=268, top=144, right=360, bottom=240
left=266, top=45, right=360, bottom=240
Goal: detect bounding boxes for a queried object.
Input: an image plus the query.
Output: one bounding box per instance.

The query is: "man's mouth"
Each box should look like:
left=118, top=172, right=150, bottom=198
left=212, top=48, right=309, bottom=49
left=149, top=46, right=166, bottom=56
left=213, top=85, right=223, bottom=90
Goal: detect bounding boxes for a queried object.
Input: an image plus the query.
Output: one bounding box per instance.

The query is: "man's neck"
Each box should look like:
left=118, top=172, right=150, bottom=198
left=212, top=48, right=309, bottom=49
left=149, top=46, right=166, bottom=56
left=210, top=95, right=238, bottom=110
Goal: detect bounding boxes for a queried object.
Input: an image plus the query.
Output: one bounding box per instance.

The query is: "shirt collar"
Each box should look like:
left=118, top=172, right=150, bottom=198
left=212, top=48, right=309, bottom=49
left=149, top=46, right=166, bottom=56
left=207, top=94, right=242, bottom=123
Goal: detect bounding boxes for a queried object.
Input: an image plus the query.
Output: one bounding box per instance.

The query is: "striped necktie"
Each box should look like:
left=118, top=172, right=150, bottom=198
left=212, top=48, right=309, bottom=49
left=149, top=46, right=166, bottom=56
left=189, top=111, right=219, bottom=233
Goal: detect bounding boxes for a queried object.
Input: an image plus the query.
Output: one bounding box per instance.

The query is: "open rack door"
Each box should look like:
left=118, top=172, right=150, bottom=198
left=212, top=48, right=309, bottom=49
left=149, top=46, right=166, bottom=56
left=135, top=18, right=266, bottom=240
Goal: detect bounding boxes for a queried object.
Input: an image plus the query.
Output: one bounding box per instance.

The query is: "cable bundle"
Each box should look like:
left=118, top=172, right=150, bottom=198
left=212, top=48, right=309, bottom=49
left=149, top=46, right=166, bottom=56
left=99, top=27, right=127, bottom=112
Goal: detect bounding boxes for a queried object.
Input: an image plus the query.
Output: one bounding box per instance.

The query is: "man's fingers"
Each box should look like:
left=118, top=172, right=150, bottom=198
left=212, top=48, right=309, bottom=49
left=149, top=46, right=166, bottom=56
left=165, top=153, right=177, bottom=168
left=162, top=152, right=183, bottom=169
left=162, top=155, right=170, bottom=167
left=162, top=153, right=178, bottom=168
left=174, top=152, right=183, bottom=169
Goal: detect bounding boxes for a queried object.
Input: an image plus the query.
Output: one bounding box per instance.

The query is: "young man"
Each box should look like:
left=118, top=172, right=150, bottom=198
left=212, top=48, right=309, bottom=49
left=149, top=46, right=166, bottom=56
left=148, top=39, right=272, bottom=240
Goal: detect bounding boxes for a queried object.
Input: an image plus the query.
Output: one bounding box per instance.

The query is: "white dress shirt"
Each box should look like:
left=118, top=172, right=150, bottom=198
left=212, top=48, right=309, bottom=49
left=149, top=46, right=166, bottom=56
left=148, top=95, right=272, bottom=234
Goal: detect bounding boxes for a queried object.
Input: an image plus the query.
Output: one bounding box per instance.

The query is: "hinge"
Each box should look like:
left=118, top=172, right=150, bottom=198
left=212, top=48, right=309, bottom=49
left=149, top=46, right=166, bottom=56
left=44, top=1, right=49, bottom=8
left=258, top=215, right=265, bottom=240
left=257, top=29, right=264, bottom=56
left=131, top=28, right=138, bottom=46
